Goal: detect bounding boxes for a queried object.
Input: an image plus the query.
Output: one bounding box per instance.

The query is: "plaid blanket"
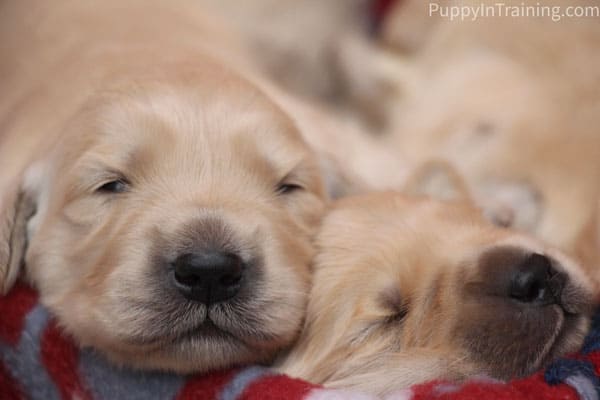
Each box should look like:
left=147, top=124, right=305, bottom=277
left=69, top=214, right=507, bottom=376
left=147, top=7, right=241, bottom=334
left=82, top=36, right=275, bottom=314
left=2, top=283, right=600, bottom=400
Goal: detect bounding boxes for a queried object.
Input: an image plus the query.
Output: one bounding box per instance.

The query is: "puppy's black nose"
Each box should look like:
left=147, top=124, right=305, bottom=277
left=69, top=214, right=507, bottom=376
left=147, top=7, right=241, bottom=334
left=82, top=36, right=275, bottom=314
left=172, top=251, right=244, bottom=304
left=509, top=253, right=565, bottom=305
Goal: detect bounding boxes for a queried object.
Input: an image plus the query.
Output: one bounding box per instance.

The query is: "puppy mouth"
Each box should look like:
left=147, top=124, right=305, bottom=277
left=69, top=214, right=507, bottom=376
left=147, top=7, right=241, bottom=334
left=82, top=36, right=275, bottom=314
left=170, top=317, right=239, bottom=343
left=531, top=307, right=585, bottom=372
left=461, top=295, right=590, bottom=381
left=121, top=293, right=280, bottom=351
left=527, top=281, right=594, bottom=374
left=529, top=306, right=566, bottom=369
left=123, top=312, right=243, bottom=349
left=498, top=305, right=587, bottom=380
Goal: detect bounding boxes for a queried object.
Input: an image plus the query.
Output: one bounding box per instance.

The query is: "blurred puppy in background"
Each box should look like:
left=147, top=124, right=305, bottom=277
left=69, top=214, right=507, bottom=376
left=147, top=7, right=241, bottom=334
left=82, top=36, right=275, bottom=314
left=200, top=0, right=399, bottom=130
left=366, top=0, right=600, bottom=278
left=199, top=0, right=371, bottom=104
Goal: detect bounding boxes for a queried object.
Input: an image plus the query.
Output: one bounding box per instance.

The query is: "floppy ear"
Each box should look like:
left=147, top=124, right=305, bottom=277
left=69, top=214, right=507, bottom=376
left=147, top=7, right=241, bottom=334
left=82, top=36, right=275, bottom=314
left=403, top=160, right=474, bottom=204
left=318, top=154, right=369, bottom=199
left=0, top=175, right=38, bottom=295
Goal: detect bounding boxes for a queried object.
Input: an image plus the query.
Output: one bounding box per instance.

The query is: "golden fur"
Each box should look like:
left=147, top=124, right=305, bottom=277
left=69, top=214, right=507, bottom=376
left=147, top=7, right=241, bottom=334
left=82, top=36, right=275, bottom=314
left=200, top=1, right=600, bottom=273
left=0, top=0, right=329, bottom=372
left=279, top=191, right=595, bottom=396
left=370, top=0, right=600, bottom=276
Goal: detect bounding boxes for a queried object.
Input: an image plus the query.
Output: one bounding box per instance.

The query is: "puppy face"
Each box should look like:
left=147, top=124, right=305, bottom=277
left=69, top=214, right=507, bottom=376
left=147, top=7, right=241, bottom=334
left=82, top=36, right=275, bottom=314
left=2, top=74, right=326, bottom=372
left=280, top=193, right=594, bottom=396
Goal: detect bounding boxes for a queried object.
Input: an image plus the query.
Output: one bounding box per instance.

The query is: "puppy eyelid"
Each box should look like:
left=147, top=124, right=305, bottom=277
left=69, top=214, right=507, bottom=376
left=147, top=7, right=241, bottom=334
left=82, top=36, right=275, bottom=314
left=276, top=182, right=304, bottom=195
left=94, top=176, right=130, bottom=194
left=378, top=288, right=409, bottom=324
left=383, top=306, right=408, bottom=324
left=275, top=170, right=305, bottom=195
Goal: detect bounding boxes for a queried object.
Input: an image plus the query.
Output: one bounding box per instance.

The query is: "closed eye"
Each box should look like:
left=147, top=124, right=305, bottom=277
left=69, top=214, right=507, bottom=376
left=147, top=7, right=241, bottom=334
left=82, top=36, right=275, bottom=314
left=95, top=178, right=130, bottom=194
left=383, top=306, right=408, bottom=325
left=276, top=182, right=304, bottom=195
left=379, top=287, right=409, bottom=325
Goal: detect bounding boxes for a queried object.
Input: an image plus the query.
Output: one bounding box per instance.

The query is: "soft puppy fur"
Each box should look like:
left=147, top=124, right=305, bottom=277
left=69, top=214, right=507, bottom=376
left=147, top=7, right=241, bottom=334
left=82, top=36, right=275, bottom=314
left=279, top=190, right=595, bottom=396
left=369, top=0, right=600, bottom=275
left=0, top=0, right=328, bottom=372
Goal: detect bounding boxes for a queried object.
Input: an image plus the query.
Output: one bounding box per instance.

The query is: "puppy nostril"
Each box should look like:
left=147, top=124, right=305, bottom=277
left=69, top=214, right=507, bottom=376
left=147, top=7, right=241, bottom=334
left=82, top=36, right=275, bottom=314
left=219, top=273, right=242, bottom=286
left=510, top=271, right=546, bottom=302
left=172, top=251, right=245, bottom=304
left=509, top=253, right=558, bottom=305
left=173, top=269, right=202, bottom=287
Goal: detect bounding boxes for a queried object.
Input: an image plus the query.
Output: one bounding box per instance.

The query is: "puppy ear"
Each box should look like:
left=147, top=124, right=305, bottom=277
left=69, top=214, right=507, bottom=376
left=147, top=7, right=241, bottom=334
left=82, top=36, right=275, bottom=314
left=0, top=174, right=38, bottom=295
left=403, top=160, right=474, bottom=204
left=318, top=155, right=368, bottom=199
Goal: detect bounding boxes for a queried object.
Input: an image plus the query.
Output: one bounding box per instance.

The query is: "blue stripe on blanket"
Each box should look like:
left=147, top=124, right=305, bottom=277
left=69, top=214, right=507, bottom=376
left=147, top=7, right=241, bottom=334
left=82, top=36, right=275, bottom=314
left=545, top=308, right=600, bottom=399
left=583, top=311, right=600, bottom=354
left=79, top=349, right=185, bottom=400
left=0, top=305, right=61, bottom=400
left=565, top=374, right=599, bottom=400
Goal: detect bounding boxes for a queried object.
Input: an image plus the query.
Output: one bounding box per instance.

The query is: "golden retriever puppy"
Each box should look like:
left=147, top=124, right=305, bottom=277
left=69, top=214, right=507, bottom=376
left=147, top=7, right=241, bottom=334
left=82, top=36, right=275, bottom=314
left=341, top=0, right=600, bottom=274
left=280, top=190, right=595, bottom=396
left=0, top=0, right=328, bottom=372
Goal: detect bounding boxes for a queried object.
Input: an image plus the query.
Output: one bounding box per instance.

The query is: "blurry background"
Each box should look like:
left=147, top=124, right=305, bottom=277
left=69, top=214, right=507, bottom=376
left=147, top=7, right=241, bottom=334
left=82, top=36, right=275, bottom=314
left=201, top=0, right=600, bottom=280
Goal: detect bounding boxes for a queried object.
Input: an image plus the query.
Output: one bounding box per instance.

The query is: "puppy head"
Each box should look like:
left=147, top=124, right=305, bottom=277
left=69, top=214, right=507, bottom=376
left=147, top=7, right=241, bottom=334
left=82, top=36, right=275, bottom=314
left=280, top=192, right=594, bottom=395
left=0, top=71, right=327, bottom=372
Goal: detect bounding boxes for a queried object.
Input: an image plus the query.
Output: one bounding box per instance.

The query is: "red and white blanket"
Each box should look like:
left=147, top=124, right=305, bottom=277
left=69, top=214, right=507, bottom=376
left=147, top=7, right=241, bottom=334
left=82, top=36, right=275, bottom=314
left=2, top=283, right=599, bottom=400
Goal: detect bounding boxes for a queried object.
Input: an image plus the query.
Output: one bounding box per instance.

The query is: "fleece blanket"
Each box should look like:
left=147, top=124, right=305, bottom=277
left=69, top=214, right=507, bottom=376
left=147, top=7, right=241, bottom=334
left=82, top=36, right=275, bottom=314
left=1, top=283, right=600, bottom=400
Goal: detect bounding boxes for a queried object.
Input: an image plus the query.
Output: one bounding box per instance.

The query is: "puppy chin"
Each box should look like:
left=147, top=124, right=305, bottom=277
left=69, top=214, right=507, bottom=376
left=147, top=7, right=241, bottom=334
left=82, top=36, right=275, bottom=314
left=96, top=335, right=264, bottom=373
left=84, top=262, right=304, bottom=373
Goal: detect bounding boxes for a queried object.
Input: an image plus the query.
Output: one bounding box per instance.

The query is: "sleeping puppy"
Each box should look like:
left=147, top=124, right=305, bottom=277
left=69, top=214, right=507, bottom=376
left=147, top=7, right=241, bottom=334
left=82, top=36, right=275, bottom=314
left=280, top=187, right=595, bottom=395
left=0, top=1, right=327, bottom=372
